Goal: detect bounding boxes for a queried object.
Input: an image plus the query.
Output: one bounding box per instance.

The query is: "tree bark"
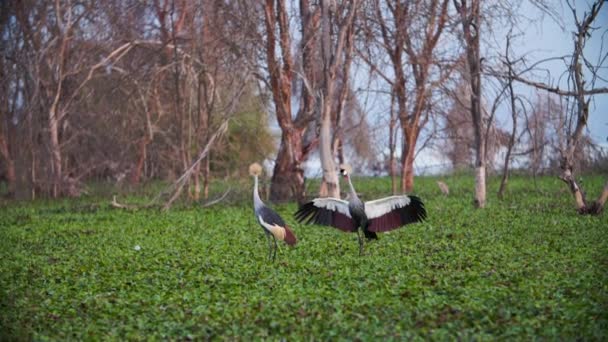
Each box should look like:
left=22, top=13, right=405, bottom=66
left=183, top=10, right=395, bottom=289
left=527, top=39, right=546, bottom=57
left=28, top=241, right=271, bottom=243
left=319, top=0, right=338, bottom=197
left=498, top=35, right=518, bottom=199
left=372, top=0, right=449, bottom=194
left=202, top=155, right=210, bottom=200
left=49, top=107, right=63, bottom=198
left=270, top=129, right=306, bottom=203
left=129, top=138, right=149, bottom=184
left=455, top=0, right=485, bottom=208
left=400, top=131, right=417, bottom=193
left=388, top=92, right=398, bottom=195
left=0, top=136, right=15, bottom=197
left=558, top=1, right=605, bottom=215
left=317, top=0, right=358, bottom=198
left=265, top=0, right=310, bottom=202
left=319, top=103, right=339, bottom=197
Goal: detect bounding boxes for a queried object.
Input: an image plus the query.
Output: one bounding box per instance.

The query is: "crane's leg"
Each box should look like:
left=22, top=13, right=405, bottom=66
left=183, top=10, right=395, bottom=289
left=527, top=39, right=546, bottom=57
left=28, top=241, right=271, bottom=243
left=272, top=235, right=278, bottom=262
left=265, top=233, right=273, bottom=260
left=357, top=229, right=364, bottom=256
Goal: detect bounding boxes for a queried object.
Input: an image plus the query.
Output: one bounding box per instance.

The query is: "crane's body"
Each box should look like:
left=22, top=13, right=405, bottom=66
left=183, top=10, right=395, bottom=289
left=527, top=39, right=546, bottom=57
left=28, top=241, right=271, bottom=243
left=250, top=163, right=296, bottom=261
left=295, top=165, right=426, bottom=255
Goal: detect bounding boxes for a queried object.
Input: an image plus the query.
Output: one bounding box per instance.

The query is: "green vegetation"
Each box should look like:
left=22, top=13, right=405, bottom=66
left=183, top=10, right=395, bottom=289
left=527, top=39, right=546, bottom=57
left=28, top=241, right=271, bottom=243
left=1, top=175, right=606, bottom=340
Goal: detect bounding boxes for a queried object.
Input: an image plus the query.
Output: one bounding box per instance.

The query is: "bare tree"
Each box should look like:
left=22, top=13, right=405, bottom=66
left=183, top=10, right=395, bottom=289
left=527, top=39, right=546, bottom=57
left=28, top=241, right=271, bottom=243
left=317, top=0, right=359, bottom=198
left=8, top=1, right=139, bottom=198
left=0, top=2, right=17, bottom=197
left=363, top=0, right=450, bottom=193
left=262, top=0, right=318, bottom=202
left=504, top=1, right=608, bottom=214
left=453, top=0, right=486, bottom=207
left=497, top=34, right=520, bottom=199
left=264, top=0, right=297, bottom=200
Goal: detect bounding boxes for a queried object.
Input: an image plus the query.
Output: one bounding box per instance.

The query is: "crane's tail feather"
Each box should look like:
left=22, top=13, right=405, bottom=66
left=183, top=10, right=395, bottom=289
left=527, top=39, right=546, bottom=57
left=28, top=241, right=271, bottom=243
left=283, top=226, right=297, bottom=246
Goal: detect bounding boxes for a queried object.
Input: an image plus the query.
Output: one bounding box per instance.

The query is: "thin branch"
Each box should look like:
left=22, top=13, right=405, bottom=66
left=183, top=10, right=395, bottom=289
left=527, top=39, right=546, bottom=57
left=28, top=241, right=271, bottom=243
left=200, top=188, right=232, bottom=208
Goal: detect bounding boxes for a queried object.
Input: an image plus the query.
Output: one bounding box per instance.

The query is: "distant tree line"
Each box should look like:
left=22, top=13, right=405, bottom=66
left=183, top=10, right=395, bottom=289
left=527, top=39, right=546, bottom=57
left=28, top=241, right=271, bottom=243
left=0, top=0, right=606, bottom=213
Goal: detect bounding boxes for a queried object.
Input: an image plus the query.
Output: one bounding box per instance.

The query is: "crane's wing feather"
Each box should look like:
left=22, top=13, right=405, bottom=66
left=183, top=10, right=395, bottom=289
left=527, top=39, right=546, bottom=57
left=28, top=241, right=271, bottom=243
left=366, top=195, right=426, bottom=232
left=258, top=206, right=297, bottom=245
left=294, top=198, right=356, bottom=232
left=259, top=206, right=286, bottom=227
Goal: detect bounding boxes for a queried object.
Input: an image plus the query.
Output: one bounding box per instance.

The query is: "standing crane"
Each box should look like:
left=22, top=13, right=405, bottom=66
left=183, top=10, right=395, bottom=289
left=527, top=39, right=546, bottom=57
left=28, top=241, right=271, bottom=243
left=294, top=164, right=426, bottom=255
left=250, top=163, right=297, bottom=261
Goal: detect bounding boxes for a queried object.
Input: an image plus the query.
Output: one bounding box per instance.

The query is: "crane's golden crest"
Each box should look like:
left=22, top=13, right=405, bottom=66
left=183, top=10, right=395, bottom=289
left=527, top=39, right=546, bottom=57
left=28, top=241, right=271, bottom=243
left=249, top=162, right=263, bottom=176
left=339, top=163, right=352, bottom=175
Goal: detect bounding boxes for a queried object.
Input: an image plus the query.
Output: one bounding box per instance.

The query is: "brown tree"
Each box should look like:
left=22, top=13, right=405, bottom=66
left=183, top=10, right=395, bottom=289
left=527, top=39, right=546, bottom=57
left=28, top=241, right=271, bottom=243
left=505, top=0, right=608, bottom=214
left=363, top=0, right=450, bottom=193
left=262, top=0, right=319, bottom=202
left=0, top=2, right=16, bottom=197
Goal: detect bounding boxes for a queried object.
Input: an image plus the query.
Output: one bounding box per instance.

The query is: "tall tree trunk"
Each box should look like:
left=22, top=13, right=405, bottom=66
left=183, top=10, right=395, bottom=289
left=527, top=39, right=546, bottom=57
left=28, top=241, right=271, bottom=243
left=498, top=36, right=518, bottom=199
left=49, top=109, right=62, bottom=198
left=471, top=92, right=486, bottom=208
left=270, top=129, right=305, bottom=203
left=318, top=99, right=339, bottom=198
left=558, top=1, right=606, bottom=215
left=318, top=0, right=354, bottom=198
left=455, top=0, right=485, bottom=208
left=0, top=137, right=15, bottom=197
left=192, top=163, right=201, bottom=201
left=265, top=0, right=309, bottom=202
left=389, top=93, right=398, bottom=195
left=202, top=155, right=210, bottom=200
left=473, top=144, right=486, bottom=207
left=129, top=138, right=149, bottom=184
left=319, top=0, right=334, bottom=198
left=400, top=132, right=416, bottom=193
left=372, top=0, right=448, bottom=195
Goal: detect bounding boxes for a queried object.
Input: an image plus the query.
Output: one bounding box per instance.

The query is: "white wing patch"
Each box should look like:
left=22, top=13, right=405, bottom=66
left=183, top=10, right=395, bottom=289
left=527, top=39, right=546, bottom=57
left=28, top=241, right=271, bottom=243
left=364, top=196, right=411, bottom=219
left=312, top=198, right=351, bottom=217
left=259, top=216, right=286, bottom=241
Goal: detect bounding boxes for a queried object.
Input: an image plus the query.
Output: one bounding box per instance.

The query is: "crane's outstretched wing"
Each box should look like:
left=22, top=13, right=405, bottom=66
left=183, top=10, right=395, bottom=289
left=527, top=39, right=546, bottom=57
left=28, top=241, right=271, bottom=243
left=365, top=195, right=426, bottom=232
left=294, top=198, right=356, bottom=232
left=258, top=206, right=297, bottom=246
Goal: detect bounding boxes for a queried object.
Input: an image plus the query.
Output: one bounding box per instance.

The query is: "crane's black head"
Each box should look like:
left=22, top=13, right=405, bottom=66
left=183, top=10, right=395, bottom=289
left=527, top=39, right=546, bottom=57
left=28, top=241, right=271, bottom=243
left=339, top=164, right=352, bottom=179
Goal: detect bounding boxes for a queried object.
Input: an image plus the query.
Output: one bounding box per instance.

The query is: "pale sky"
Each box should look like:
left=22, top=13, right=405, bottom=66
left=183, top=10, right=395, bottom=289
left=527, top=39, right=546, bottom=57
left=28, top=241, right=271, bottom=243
left=511, top=0, right=607, bottom=144
left=277, top=1, right=608, bottom=176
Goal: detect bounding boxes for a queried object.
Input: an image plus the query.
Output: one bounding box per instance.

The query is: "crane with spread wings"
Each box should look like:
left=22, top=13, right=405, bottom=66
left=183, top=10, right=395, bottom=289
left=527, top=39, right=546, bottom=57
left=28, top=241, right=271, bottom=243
left=295, top=164, right=426, bottom=255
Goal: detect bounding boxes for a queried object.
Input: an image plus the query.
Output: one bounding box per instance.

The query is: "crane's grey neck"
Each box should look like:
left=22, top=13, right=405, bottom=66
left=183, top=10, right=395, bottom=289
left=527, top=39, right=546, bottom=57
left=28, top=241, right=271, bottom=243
left=346, top=175, right=359, bottom=201
left=253, top=175, right=264, bottom=211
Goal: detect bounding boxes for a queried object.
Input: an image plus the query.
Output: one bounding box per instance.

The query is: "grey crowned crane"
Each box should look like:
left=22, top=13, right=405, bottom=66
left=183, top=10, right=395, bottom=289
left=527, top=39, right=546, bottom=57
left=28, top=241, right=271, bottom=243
left=250, top=163, right=297, bottom=261
left=294, top=164, right=426, bottom=255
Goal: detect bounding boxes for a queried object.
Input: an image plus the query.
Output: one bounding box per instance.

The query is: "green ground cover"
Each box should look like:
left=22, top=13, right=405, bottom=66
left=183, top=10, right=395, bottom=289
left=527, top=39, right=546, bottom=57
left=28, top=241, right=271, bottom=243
left=1, top=175, right=606, bottom=340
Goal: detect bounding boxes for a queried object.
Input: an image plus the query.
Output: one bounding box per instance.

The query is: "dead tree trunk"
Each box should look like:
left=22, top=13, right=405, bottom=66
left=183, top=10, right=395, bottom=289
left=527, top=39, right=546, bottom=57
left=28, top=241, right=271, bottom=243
left=388, top=92, right=398, bottom=195
left=265, top=0, right=315, bottom=202
left=558, top=1, right=606, bottom=214
left=400, top=129, right=418, bottom=193
left=493, top=1, right=608, bottom=214
left=129, top=138, right=149, bottom=184
left=498, top=35, right=518, bottom=199
left=271, top=129, right=306, bottom=202
left=454, top=0, right=486, bottom=208
left=0, top=132, right=15, bottom=197
left=372, top=0, right=449, bottom=194
left=318, top=0, right=358, bottom=198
